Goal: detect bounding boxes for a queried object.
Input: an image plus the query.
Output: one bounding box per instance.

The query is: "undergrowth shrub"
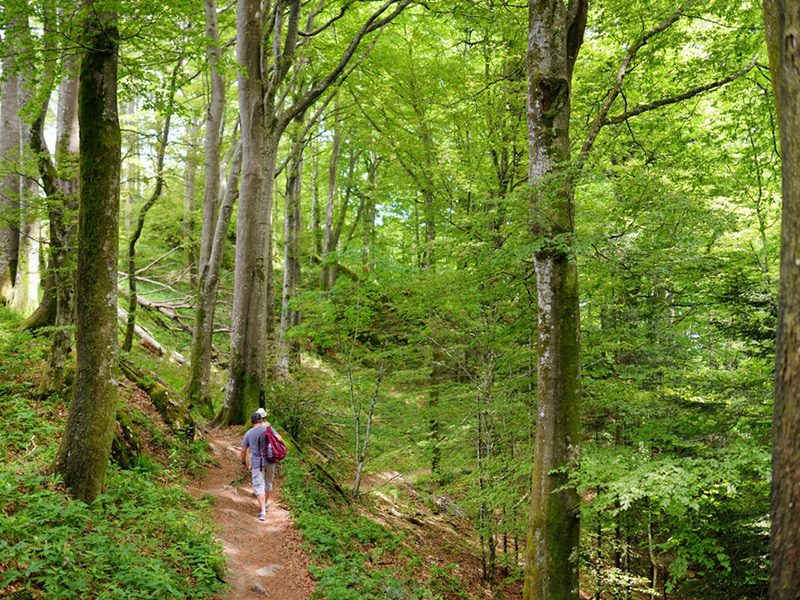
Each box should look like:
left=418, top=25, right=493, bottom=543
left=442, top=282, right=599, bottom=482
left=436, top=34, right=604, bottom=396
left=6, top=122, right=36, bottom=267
left=282, top=458, right=463, bottom=600
left=0, top=307, right=227, bottom=599
left=0, top=468, right=226, bottom=599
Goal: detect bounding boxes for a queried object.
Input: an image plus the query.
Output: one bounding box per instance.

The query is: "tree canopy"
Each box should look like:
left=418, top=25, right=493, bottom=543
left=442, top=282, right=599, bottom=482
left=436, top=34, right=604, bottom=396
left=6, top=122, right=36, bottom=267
left=0, top=0, right=784, bottom=597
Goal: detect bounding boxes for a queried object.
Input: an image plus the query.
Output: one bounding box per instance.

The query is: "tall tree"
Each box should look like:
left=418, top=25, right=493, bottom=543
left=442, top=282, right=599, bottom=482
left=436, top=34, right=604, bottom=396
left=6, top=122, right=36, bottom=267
left=522, top=0, right=587, bottom=599
left=54, top=0, right=121, bottom=504
left=321, top=114, right=344, bottom=291
left=217, top=0, right=412, bottom=426
left=122, top=60, right=180, bottom=353
left=15, top=3, right=72, bottom=332
left=277, top=142, right=303, bottom=376
left=35, top=49, right=80, bottom=396
left=0, top=51, right=20, bottom=302
left=187, top=135, right=242, bottom=414
left=185, top=0, right=229, bottom=410
left=183, top=120, right=201, bottom=287
left=11, top=11, right=41, bottom=317
left=763, top=0, right=800, bottom=596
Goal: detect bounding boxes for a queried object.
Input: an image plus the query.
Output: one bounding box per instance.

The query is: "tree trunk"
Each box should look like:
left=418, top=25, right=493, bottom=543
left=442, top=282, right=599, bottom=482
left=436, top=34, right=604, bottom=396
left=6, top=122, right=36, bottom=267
left=218, top=0, right=411, bottom=426
left=185, top=0, right=229, bottom=413
left=0, top=60, right=20, bottom=302
left=122, top=62, right=179, bottom=352
left=12, top=77, right=41, bottom=316
left=763, top=0, right=800, bottom=596
left=37, top=54, right=80, bottom=396
left=277, top=147, right=303, bottom=376
left=10, top=207, right=40, bottom=315
left=322, top=118, right=343, bottom=291
left=19, top=267, right=56, bottom=330
left=54, top=1, right=121, bottom=504
left=217, top=0, right=270, bottom=424
left=198, top=0, right=225, bottom=272
left=310, top=137, right=322, bottom=261
left=183, top=121, right=200, bottom=288
left=351, top=342, right=386, bottom=496
left=123, top=99, right=138, bottom=231
left=186, top=139, right=242, bottom=413
left=477, top=389, right=496, bottom=584
left=362, top=150, right=379, bottom=274
left=522, top=1, right=586, bottom=599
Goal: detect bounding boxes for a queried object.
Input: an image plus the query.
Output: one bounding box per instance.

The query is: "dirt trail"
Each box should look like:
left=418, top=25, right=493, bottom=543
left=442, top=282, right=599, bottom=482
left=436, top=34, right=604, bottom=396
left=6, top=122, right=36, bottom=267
left=190, top=427, right=316, bottom=600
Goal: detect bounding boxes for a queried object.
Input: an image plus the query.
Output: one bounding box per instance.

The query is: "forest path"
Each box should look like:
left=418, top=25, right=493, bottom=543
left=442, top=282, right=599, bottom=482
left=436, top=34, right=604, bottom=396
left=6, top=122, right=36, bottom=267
left=188, top=426, right=315, bottom=600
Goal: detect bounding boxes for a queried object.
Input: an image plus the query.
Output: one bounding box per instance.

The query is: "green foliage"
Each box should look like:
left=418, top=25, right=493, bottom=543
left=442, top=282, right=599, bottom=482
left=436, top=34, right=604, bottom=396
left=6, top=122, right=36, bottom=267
left=0, top=469, right=226, bottom=599
left=0, top=307, right=227, bottom=599
left=0, top=0, right=780, bottom=595
left=282, top=459, right=460, bottom=600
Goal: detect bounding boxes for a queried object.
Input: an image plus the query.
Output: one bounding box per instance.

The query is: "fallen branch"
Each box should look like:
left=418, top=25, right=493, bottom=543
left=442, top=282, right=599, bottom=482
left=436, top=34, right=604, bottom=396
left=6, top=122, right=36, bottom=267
left=117, top=306, right=188, bottom=365
left=118, top=284, right=196, bottom=338
left=118, top=273, right=189, bottom=299
left=136, top=245, right=184, bottom=276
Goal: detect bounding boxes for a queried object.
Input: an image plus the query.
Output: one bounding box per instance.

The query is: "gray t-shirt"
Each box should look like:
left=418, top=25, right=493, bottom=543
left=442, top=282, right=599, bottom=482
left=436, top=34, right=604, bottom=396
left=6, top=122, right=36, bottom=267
left=241, top=424, right=277, bottom=469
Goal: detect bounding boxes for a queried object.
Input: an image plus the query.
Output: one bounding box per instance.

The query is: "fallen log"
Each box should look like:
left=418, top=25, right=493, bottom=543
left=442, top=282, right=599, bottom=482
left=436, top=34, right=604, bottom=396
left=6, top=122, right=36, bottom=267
left=119, top=356, right=195, bottom=441
left=117, top=284, right=195, bottom=337
left=117, top=306, right=188, bottom=365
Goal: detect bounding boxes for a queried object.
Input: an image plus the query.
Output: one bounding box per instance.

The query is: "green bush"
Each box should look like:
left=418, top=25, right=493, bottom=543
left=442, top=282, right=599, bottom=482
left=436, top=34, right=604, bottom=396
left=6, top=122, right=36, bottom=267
left=282, top=459, right=452, bottom=600
left=0, top=468, right=227, bottom=599
left=0, top=307, right=227, bottom=599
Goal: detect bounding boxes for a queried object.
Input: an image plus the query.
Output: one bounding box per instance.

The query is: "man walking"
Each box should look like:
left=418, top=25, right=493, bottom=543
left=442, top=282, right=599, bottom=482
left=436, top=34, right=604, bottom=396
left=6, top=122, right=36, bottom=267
left=240, top=411, right=283, bottom=521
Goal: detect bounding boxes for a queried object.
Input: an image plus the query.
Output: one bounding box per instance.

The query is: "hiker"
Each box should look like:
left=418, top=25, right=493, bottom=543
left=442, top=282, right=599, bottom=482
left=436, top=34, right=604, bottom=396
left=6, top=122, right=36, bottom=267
left=240, top=411, right=283, bottom=521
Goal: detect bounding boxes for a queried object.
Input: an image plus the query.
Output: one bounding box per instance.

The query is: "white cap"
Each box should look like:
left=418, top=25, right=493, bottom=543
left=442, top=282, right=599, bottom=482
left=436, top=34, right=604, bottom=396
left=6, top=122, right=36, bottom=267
left=256, top=407, right=267, bottom=418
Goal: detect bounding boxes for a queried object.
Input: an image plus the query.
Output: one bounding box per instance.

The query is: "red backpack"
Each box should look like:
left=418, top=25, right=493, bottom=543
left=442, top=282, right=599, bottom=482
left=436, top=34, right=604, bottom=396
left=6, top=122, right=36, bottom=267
left=257, top=427, right=287, bottom=465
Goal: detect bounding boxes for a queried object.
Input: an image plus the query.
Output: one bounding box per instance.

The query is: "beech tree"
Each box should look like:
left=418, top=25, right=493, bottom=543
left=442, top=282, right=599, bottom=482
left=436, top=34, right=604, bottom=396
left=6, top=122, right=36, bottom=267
left=522, top=1, right=587, bottom=598
left=763, top=0, right=800, bottom=596
left=217, top=0, right=412, bottom=426
left=184, top=0, right=228, bottom=411
left=54, top=0, right=121, bottom=503
left=277, top=138, right=304, bottom=376
left=33, top=51, right=80, bottom=396
left=0, top=49, right=20, bottom=302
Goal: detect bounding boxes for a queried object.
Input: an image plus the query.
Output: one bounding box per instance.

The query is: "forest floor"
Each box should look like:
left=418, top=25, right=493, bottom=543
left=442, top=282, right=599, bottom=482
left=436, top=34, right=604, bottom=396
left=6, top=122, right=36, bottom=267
left=187, top=426, right=316, bottom=600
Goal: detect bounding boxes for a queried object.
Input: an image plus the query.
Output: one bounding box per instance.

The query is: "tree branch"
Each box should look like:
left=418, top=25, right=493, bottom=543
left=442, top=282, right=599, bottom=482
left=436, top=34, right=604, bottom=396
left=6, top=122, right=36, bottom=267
left=579, top=0, right=695, bottom=161
left=601, top=56, right=758, bottom=127
left=279, top=0, right=412, bottom=129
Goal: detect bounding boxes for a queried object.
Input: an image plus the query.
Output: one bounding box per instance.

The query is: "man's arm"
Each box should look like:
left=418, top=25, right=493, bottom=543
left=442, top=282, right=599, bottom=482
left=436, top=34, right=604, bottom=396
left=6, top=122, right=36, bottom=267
left=240, top=445, right=248, bottom=467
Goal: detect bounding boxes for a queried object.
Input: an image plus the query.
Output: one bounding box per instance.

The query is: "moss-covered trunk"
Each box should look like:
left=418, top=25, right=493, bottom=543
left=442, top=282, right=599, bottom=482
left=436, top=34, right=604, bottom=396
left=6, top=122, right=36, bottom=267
left=523, top=1, right=586, bottom=599
left=54, top=2, right=121, bottom=504
left=764, top=0, right=800, bottom=596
